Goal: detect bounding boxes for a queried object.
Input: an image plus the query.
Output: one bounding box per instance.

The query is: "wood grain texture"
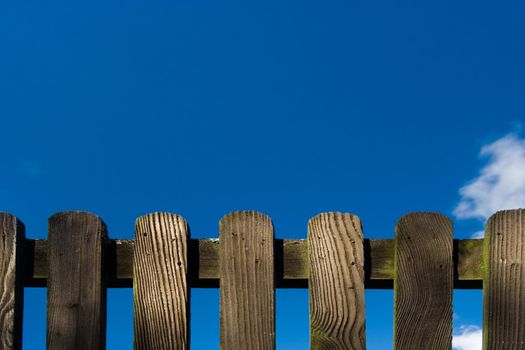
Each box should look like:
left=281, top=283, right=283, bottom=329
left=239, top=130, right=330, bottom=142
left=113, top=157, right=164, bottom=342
left=367, top=239, right=394, bottom=280
left=394, top=212, right=453, bottom=350
left=0, top=213, right=24, bottom=350
left=219, top=211, right=275, bottom=350
left=194, top=239, right=219, bottom=282
left=457, top=239, right=484, bottom=284
left=308, top=212, right=366, bottom=350
left=282, top=239, right=308, bottom=280
left=133, top=212, right=189, bottom=350
left=47, top=211, right=107, bottom=350
left=483, top=209, right=525, bottom=349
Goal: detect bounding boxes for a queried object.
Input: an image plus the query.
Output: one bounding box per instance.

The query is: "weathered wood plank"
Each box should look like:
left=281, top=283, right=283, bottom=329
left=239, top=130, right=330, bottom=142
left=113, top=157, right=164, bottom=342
left=394, top=212, right=453, bottom=349
left=0, top=213, right=24, bottom=350
left=47, top=211, right=107, bottom=350
left=219, top=211, right=275, bottom=349
left=456, top=239, right=484, bottom=287
left=192, top=239, right=219, bottom=283
left=367, top=239, right=394, bottom=280
left=133, top=212, right=189, bottom=350
left=308, top=212, right=366, bottom=349
left=282, top=239, right=308, bottom=279
left=483, top=209, right=525, bottom=348
left=23, top=238, right=485, bottom=288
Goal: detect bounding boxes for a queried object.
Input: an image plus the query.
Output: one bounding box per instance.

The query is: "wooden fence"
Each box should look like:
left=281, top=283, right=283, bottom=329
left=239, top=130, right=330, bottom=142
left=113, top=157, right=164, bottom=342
left=0, top=209, right=523, bottom=349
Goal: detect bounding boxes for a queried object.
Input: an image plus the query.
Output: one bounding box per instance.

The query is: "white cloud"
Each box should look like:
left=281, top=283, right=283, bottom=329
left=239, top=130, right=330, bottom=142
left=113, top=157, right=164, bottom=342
left=470, top=230, right=485, bottom=239
left=454, top=133, right=525, bottom=220
left=453, top=325, right=482, bottom=350
left=451, top=133, right=525, bottom=348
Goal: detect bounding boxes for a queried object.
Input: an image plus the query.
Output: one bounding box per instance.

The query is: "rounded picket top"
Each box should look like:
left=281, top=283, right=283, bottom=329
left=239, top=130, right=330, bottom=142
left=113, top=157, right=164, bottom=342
left=395, top=212, right=453, bottom=239
left=483, top=208, right=525, bottom=346
left=134, top=212, right=189, bottom=238
left=0, top=211, right=17, bottom=221
left=308, top=212, right=363, bottom=239
left=485, top=209, right=525, bottom=234
left=218, top=210, right=275, bottom=349
left=48, top=210, right=102, bottom=219
left=219, top=210, right=273, bottom=234
left=133, top=211, right=190, bottom=349
left=0, top=212, right=25, bottom=235
left=48, top=211, right=107, bottom=239
left=46, top=210, right=107, bottom=349
left=393, top=211, right=453, bottom=349
left=307, top=211, right=366, bottom=349
left=135, top=211, right=188, bottom=222
left=484, top=209, right=525, bottom=245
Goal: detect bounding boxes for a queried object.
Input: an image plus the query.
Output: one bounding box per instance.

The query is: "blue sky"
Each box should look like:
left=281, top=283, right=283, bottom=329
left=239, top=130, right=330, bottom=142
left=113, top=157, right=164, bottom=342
left=1, top=0, right=524, bottom=349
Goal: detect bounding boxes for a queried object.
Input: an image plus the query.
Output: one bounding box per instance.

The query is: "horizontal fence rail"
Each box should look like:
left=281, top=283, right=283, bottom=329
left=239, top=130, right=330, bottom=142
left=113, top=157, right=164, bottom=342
left=22, top=238, right=483, bottom=289
left=0, top=209, right=523, bottom=349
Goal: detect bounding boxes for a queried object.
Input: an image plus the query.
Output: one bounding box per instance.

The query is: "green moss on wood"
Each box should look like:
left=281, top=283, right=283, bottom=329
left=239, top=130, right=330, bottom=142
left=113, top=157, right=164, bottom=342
left=457, top=239, right=484, bottom=280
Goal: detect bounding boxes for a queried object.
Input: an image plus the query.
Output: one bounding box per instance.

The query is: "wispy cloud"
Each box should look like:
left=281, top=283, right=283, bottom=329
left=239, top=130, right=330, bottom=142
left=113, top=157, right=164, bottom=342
left=453, top=326, right=482, bottom=350
left=454, top=133, right=525, bottom=221
left=452, top=133, right=525, bottom=348
left=470, top=230, right=485, bottom=239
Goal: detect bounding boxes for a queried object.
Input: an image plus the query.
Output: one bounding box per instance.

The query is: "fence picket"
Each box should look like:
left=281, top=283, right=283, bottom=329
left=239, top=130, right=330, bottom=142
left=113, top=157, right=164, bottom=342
left=47, top=211, right=107, bottom=350
left=5, top=208, right=522, bottom=347
left=393, top=212, right=453, bottom=349
left=133, top=212, right=189, bottom=350
left=483, top=209, right=525, bottom=348
left=219, top=211, right=275, bottom=349
left=0, top=213, right=24, bottom=350
left=308, top=212, right=366, bottom=350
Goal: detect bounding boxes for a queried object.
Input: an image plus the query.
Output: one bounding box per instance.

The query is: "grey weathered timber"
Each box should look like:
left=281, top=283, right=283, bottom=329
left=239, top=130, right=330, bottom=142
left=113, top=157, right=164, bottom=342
left=308, top=212, right=366, bottom=349
left=0, top=213, right=24, bottom=350
left=133, top=212, right=189, bottom=350
left=483, top=209, right=525, bottom=349
left=23, top=238, right=484, bottom=289
left=456, top=238, right=483, bottom=286
left=219, top=211, right=275, bottom=349
left=47, top=211, right=107, bottom=350
left=394, top=213, right=453, bottom=350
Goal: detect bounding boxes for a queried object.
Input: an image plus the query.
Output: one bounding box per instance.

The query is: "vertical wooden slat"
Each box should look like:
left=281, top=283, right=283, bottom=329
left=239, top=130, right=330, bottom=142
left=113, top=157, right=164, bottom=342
left=47, top=211, right=107, bottom=350
left=483, top=209, right=525, bottom=348
left=219, top=211, right=275, bottom=349
left=133, top=212, right=189, bottom=350
left=0, top=213, right=24, bottom=350
left=308, top=212, right=366, bottom=350
left=394, top=212, right=453, bottom=349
